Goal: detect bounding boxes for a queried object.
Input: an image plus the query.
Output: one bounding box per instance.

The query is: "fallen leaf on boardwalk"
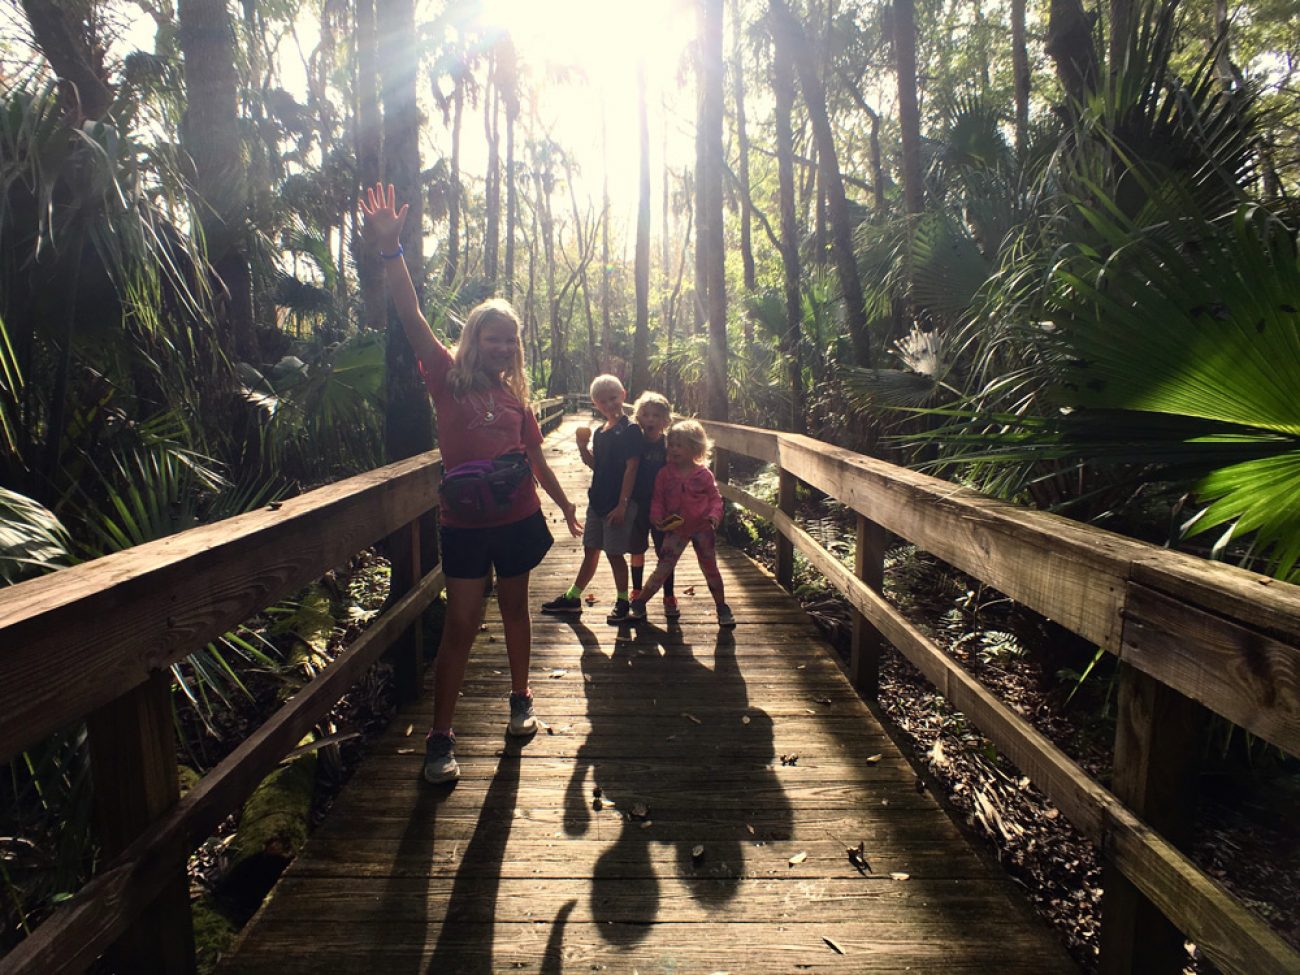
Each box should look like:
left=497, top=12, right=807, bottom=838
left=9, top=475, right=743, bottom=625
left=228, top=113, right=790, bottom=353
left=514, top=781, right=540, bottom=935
left=691, top=844, right=705, bottom=862
left=890, top=872, right=910, bottom=881
left=683, top=586, right=696, bottom=595
left=583, top=673, right=594, bottom=683
left=847, top=841, right=871, bottom=874
left=780, top=753, right=799, bottom=766
left=865, top=754, right=883, bottom=765
left=814, top=697, right=832, bottom=705
left=741, top=715, right=751, bottom=725
left=797, top=664, right=806, bottom=670
left=788, top=851, right=807, bottom=866
left=640, top=820, right=653, bottom=829
left=631, top=802, right=649, bottom=820
left=823, top=936, right=846, bottom=955
left=405, top=724, right=414, bottom=737
left=745, top=823, right=755, bottom=835
left=804, top=708, right=816, bottom=714
left=682, top=712, right=702, bottom=724
left=584, top=594, right=597, bottom=604
left=488, top=635, right=497, bottom=642
left=396, top=747, right=416, bottom=755
left=549, top=669, right=568, bottom=678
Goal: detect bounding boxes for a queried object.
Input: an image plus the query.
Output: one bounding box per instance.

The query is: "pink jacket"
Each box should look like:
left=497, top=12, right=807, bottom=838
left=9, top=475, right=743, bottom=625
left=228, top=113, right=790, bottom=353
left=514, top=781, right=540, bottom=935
left=650, top=463, right=724, bottom=535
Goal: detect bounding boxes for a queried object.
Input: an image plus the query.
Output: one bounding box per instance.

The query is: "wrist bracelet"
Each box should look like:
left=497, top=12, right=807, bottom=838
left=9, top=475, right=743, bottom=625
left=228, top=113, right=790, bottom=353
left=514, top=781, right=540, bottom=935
left=379, top=243, right=404, bottom=260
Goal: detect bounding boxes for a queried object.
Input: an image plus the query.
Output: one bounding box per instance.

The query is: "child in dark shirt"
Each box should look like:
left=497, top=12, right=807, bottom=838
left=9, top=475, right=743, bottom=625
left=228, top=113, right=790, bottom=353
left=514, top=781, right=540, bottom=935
left=625, top=392, right=678, bottom=617
left=541, top=374, right=644, bottom=623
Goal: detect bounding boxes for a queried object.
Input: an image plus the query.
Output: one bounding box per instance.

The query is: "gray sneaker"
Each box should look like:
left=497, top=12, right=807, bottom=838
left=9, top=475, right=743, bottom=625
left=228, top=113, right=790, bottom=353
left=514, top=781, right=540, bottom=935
left=423, top=732, right=459, bottom=784
left=508, top=691, right=538, bottom=736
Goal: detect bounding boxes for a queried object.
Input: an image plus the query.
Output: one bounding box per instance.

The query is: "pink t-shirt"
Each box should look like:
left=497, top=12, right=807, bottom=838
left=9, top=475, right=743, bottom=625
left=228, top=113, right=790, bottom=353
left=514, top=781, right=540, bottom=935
left=650, top=463, right=724, bottom=536
left=418, top=341, right=543, bottom=529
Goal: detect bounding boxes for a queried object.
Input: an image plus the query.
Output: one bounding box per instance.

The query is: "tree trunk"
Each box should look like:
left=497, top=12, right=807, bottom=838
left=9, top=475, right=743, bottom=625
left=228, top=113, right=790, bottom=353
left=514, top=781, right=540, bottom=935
left=890, top=0, right=925, bottom=217
left=355, top=0, right=385, bottom=330
left=1011, top=0, right=1030, bottom=154
left=771, top=0, right=871, bottom=367
left=1046, top=0, right=1099, bottom=106
left=700, top=0, right=728, bottom=421
left=484, top=52, right=500, bottom=289
left=378, top=0, right=433, bottom=463
left=772, top=18, right=806, bottom=434
left=731, top=0, right=756, bottom=313
left=178, top=0, right=259, bottom=363
left=500, top=38, right=519, bottom=300
left=601, top=102, right=613, bottom=352
left=631, top=61, right=652, bottom=395
left=444, top=73, right=463, bottom=286
left=21, top=0, right=113, bottom=121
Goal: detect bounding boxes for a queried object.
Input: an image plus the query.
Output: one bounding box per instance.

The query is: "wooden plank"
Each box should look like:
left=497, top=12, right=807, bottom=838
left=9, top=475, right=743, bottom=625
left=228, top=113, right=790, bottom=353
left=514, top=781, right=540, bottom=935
left=0, top=565, right=445, bottom=975
left=1121, top=581, right=1299, bottom=756
left=0, top=450, right=445, bottom=764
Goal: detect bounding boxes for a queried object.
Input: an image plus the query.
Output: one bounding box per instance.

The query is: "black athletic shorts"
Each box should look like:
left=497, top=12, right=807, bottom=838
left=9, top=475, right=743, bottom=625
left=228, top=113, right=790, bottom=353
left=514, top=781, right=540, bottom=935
left=441, top=509, right=553, bottom=580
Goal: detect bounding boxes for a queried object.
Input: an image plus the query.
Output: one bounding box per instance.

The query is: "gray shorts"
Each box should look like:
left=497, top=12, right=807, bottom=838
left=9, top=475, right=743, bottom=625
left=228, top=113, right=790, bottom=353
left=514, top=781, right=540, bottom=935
left=583, top=499, right=641, bottom=556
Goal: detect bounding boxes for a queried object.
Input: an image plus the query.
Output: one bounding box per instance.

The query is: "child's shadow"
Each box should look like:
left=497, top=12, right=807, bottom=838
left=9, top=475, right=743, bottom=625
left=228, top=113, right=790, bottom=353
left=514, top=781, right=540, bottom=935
left=563, top=618, right=791, bottom=944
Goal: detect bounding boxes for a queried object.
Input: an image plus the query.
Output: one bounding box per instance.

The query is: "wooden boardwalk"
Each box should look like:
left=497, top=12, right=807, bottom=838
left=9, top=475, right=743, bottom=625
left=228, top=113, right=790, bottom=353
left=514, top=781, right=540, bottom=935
left=219, top=417, right=1076, bottom=974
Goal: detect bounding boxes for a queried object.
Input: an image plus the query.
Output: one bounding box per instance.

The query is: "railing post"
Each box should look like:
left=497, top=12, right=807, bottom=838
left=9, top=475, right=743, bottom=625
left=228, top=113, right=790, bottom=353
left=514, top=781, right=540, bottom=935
left=86, top=670, right=195, bottom=974
left=850, top=513, right=887, bottom=696
left=386, top=516, right=424, bottom=704
left=776, top=468, right=796, bottom=591
left=1099, top=661, right=1204, bottom=975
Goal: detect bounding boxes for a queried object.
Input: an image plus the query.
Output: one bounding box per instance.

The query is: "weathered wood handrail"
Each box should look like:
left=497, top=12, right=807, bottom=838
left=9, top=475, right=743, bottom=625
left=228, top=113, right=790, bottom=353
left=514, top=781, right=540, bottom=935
left=702, top=420, right=1300, bottom=975
left=0, top=397, right=564, bottom=974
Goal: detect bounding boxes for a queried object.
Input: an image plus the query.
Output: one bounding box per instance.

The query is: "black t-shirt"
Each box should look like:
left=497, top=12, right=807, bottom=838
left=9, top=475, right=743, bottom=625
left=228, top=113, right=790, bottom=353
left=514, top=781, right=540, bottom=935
left=633, top=433, right=667, bottom=506
left=588, top=416, right=645, bottom=517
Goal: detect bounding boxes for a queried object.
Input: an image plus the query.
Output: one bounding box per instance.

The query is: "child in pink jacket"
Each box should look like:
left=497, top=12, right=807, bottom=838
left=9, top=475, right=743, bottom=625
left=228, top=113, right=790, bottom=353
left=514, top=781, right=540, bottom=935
left=627, top=420, right=734, bottom=627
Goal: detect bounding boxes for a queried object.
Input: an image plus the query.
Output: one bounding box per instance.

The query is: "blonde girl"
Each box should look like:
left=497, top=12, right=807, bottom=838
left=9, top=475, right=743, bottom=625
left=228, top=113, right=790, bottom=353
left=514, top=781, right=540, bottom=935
left=361, top=183, right=583, bottom=785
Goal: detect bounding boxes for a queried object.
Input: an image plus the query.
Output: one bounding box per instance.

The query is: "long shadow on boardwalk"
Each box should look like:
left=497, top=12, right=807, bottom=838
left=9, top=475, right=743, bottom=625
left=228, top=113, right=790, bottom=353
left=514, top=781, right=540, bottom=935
left=561, top=617, right=793, bottom=947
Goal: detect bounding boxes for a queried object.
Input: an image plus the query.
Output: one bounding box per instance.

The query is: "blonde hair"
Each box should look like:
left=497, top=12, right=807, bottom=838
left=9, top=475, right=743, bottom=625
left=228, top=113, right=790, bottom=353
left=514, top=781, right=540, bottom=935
left=667, top=419, right=710, bottom=462
left=589, top=374, right=624, bottom=399
left=633, top=391, right=672, bottom=423
left=449, top=298, right=530, bottom=405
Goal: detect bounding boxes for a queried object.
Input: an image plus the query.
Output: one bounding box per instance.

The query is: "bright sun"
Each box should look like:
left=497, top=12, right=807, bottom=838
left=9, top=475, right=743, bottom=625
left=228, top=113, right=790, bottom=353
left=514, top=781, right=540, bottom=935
left=475, top=0, right=699, bottom=228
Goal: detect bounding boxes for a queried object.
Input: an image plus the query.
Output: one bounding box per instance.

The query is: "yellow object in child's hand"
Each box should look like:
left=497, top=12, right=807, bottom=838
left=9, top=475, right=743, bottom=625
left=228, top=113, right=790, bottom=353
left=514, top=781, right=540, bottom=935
left=657, top=514, right=684, bottom=531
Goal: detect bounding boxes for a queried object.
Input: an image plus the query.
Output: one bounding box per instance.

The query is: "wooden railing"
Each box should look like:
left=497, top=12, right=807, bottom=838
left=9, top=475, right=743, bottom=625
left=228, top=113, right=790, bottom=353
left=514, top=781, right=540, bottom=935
left=701, top=420, right=1300, bottom=975
left=0, top=396, right=564, bottom=975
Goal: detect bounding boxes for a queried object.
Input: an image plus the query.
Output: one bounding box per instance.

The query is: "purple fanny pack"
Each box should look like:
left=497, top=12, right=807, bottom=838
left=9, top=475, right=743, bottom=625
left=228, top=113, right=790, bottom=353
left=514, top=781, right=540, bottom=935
left=438, top=453, right=531, bottom=522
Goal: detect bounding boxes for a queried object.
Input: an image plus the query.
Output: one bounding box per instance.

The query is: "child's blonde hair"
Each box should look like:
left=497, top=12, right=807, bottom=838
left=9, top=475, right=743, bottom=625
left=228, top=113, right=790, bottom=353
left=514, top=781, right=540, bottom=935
left=632, top=391, right=671, bottom=423
left=589, top=373, right=624, bottom=399
left=449, top=298, right=530, bottom=405
left=667, top=419, right=710, bottom=462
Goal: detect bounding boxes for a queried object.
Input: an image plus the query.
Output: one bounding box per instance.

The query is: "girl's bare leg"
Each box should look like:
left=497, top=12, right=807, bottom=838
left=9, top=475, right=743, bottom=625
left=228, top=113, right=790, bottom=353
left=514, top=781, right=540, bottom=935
left=495, top=571, right=533, bottom=695
left=432, top=575, right=490, bottom=732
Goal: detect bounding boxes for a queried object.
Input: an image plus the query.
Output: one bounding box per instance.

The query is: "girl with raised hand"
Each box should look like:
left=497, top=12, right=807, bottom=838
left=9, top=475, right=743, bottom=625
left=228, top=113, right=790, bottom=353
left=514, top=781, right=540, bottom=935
left=360, top=182, right=582, bottom=785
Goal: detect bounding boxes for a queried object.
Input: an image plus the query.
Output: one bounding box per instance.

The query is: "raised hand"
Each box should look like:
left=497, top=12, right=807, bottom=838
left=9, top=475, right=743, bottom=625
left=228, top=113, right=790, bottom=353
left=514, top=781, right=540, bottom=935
left=358, top=182, right=408, bottom=250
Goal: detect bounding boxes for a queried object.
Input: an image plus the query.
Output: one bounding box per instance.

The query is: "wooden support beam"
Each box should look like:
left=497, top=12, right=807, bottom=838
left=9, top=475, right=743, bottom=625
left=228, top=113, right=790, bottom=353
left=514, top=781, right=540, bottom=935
left=850, top=513, right=886, bottom=696
left=776, top=468, right=796, bottom=591
left=1100, top=663, right=1205, bottom=975
left=386, top=518, right=424, bottom=704
left=86, top=671, right=194, bottom=974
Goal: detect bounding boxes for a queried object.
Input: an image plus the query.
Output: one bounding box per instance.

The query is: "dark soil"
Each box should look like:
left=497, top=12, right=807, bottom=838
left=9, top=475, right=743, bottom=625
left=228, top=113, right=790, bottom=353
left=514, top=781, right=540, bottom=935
left=721, top=489, right=1300, bottom=975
